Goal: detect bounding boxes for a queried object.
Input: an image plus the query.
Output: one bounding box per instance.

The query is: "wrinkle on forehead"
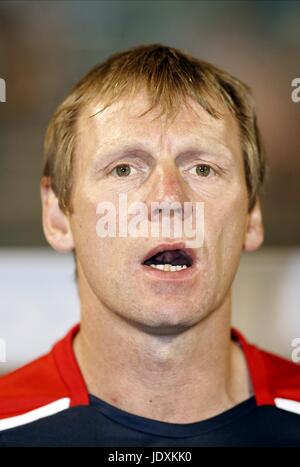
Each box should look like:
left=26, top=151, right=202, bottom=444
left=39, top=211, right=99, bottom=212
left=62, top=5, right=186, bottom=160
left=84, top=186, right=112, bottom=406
left=75, top=89, right=242, bottom=171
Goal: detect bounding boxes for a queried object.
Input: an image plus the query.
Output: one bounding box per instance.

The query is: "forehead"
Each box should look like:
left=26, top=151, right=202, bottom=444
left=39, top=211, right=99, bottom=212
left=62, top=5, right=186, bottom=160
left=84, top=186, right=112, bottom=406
left=76, top=88, right=242, bottom=161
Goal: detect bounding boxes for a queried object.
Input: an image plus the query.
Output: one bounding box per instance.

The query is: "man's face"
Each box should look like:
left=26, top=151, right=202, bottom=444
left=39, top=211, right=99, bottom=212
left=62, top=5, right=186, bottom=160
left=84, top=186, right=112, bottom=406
left=69, top=89, right=250, bottom=334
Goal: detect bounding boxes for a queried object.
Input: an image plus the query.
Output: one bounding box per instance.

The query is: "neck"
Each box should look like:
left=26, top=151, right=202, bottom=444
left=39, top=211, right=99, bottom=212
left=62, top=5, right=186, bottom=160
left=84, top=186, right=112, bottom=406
left=73, top=290, right=251, bottom=424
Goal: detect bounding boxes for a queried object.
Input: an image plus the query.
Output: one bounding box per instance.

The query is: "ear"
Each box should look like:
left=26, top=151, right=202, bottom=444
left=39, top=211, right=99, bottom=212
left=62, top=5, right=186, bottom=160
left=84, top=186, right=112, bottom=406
left=243, top=198, right=264, bottom=252
left=40, top=177, right=75, bottom=252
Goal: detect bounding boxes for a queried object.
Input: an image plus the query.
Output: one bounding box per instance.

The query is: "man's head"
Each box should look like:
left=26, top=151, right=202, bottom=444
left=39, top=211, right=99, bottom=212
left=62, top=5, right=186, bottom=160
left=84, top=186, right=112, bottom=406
left=41, top=44, right=265, bottom=334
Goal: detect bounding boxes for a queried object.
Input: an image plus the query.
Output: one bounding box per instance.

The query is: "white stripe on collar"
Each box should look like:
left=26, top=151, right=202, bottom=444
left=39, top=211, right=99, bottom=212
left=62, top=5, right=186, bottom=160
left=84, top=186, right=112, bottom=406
left=0, top=397, right=70, bottom=431
left=274, top=398, right=300, bottom=415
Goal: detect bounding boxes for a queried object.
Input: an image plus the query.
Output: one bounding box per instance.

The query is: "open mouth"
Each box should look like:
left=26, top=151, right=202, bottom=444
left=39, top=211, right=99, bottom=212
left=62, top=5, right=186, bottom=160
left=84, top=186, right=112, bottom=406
left=142, top=244, right=194, bottom=273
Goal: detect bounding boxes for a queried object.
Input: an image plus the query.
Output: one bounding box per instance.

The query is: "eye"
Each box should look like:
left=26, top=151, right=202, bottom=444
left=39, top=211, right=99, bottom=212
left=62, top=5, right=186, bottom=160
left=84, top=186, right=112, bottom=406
left=112, top=164, right=137, bottom=177
left=190, top=164, right=215, bottom=177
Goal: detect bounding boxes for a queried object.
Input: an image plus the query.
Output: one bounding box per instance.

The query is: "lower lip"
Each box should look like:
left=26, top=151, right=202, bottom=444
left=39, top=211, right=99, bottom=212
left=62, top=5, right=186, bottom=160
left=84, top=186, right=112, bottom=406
left=139, top=263, right=199, bottom=282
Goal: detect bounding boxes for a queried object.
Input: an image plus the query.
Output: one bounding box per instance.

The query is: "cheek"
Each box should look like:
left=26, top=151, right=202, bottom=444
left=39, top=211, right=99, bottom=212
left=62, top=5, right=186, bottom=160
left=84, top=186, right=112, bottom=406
left=70, top=195, right=104, bottom=270
left=70, top=194, right=129, bottom=275
left=205, top=192, right=248, bottom=260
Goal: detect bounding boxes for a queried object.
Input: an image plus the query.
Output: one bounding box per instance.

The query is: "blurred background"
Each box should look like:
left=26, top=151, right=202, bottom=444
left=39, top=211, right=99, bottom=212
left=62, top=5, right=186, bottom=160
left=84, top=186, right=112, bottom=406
left=0, top=0, right=299, bottom=373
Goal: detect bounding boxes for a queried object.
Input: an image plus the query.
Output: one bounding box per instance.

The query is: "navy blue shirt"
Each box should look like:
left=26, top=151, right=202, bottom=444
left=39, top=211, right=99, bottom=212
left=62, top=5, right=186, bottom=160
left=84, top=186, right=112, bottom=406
left=0, top=393, right=300, bottom=446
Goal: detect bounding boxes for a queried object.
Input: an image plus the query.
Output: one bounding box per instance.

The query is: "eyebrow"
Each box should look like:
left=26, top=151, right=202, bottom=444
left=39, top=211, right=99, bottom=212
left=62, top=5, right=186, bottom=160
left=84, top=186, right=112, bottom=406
left=175, top=144, right=234, bottom=164
left=91, top=145, right=155, bottom=173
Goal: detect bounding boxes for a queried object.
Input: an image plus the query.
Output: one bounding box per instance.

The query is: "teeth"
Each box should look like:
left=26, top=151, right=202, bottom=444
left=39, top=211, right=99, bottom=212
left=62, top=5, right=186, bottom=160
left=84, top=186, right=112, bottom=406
left=149, top=264, right=188, bottom=272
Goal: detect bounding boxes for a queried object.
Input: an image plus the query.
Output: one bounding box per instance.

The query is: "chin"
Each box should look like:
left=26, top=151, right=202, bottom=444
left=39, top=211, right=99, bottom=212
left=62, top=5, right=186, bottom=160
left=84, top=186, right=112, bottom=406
left=134, top=300, right=204, bottom=334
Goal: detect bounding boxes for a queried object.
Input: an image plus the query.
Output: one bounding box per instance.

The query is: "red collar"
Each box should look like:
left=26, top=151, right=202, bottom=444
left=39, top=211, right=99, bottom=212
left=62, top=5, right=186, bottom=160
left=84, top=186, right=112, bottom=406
left=52, top=324, right=89, bottom=407
left=231, top=328, right=274, bottom=405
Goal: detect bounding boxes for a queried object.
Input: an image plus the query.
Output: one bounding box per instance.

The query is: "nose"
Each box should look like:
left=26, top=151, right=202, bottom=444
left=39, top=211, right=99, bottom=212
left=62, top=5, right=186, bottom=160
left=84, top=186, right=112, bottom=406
left=145, top=161, right=191, bottom=222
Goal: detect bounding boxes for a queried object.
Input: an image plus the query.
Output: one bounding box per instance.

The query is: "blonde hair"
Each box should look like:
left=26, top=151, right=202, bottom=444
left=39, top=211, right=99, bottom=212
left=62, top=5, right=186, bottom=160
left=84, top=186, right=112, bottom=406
left=43, top=43, right=266, bottom=213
